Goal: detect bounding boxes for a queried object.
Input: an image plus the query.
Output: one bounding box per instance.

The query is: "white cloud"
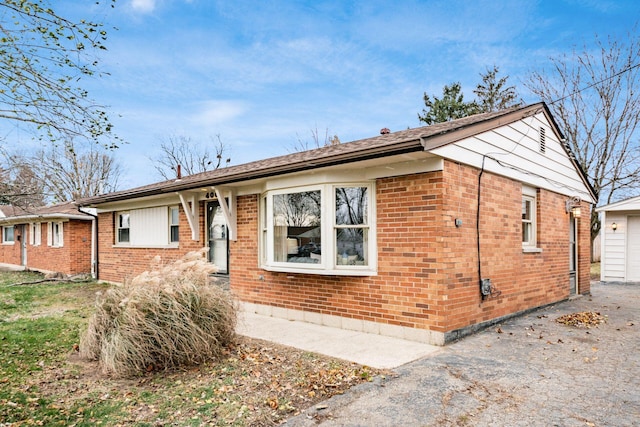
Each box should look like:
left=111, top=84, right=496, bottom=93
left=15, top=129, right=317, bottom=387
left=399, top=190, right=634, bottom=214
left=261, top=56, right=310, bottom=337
left=131, top=0, right=156, bottom=13
left=191, top=100, right=247, bottom=127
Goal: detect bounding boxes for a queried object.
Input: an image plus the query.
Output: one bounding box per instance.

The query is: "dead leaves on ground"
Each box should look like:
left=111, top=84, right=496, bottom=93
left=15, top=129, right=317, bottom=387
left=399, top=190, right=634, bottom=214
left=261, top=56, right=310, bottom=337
left=555, top=311, right=607, bottom=328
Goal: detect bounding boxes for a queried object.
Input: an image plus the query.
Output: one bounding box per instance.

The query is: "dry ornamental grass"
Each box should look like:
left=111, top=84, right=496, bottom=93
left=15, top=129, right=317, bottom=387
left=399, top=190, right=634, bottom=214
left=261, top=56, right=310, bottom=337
left=80, top=249, right=237, bottom=377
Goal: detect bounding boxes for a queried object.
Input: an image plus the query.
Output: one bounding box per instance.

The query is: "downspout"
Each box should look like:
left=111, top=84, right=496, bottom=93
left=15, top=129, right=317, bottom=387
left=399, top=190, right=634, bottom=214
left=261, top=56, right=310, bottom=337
left=78, top=207, right=98, bottom=279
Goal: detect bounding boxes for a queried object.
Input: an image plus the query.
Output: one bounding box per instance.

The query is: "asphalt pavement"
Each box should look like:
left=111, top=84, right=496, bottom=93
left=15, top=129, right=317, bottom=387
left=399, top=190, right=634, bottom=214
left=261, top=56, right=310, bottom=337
left=282, top=281, right=640, bottom=427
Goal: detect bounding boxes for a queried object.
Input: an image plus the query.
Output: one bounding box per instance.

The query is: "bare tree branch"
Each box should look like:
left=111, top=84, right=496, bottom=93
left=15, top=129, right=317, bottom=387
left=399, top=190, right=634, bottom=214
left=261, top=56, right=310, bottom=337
left=526, top=31, right=640, bottom=245
left=150, top=134, right=230, bottom=180
left=0, top=0, right=119, bottom=146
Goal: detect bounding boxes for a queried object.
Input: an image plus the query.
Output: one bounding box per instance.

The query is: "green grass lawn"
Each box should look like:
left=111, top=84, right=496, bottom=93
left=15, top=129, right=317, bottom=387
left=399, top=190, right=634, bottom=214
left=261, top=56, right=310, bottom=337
left=0, top=271, right=377, bottom=426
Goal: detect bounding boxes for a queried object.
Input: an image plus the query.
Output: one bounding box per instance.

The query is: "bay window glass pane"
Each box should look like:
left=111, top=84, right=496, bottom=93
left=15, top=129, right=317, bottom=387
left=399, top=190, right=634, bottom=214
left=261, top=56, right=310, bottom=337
left=336, top=228, right=368, bottom=266
left=336, top=187, right=368, bottom=225
left=273, top=190, right=321, bottom=263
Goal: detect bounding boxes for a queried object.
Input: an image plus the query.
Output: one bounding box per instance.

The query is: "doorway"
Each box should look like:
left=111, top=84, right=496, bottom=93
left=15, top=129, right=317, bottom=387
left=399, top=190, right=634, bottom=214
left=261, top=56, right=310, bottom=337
left=569, top=214, right=578, bottom=295
left=20, top=225, right=27, bottom=268
left=207, top=201, right=228, bottom=274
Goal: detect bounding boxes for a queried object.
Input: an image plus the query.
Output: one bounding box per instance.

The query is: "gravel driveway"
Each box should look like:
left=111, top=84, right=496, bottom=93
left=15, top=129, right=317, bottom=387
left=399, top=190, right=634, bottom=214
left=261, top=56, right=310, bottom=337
left=285, top=281, right=640, bottom=427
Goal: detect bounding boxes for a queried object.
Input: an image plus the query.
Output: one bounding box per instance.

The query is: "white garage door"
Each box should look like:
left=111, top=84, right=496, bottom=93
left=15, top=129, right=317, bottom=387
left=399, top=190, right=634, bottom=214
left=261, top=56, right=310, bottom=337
left=628, top=216, right=640, bottom=281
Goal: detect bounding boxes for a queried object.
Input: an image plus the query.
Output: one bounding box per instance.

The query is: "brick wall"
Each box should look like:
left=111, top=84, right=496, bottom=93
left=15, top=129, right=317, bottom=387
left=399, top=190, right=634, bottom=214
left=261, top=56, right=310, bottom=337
left=230, top=160, right=591, bottom=341
left=0, top=225, right=21, bottom=266
left=0, top=221, right=94, bottom=275
left=96, top=204, right=206, bottom=283
left=92, top=161, right=592, bottom=342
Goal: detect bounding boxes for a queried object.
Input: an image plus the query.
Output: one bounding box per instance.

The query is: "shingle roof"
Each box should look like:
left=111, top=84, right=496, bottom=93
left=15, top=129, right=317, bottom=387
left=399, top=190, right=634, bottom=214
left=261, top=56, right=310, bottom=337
left=78, top=102, right=594, bottom=205
left=0, top=202, right=93, bottom=223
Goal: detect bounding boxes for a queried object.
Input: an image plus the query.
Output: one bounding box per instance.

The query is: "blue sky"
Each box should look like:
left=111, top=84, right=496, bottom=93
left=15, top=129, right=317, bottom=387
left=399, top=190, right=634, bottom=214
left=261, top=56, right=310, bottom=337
left=15, top=0, right=640, bottom=188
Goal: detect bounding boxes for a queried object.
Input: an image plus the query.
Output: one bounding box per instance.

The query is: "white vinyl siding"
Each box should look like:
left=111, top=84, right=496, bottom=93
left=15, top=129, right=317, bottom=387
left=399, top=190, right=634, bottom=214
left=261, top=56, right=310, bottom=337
left=430, top=112, right=594, bottom=204
left=116, top=206, right=175, bottom=247
left=130, top=207, right=170, bottom=246
left=601, top=213, right=626, bottom=281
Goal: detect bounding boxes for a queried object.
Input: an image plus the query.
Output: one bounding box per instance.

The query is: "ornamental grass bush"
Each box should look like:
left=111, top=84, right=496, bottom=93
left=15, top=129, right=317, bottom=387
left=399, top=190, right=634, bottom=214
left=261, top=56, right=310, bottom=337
left=80, top=249, right=236, bottom=377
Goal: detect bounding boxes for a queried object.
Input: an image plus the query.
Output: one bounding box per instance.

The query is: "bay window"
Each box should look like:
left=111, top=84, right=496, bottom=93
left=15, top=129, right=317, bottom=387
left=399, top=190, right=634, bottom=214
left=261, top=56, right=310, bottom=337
left=262, top=183, right=375, bottom=275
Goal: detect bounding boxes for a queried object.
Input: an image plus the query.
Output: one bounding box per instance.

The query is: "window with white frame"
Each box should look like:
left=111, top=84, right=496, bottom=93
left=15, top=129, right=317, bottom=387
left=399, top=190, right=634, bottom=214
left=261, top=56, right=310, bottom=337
left=116, top=207, right=180, bottom=247
left=47, top=222, right=64, bottom=247
left=30, top=222, right=41, bottom=246
left=169, top=206, right=179, bottom=243
left=117, top=212, right=130, bottom=243
left=2, top=226, right=15, bottom=244
left=522, top=186, right=537, bottom=248
left=261, top=183, right=375, bottom=275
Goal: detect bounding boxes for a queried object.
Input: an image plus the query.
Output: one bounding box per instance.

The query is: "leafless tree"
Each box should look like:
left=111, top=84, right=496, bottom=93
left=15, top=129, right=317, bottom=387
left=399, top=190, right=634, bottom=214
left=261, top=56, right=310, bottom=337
left=151, top=134, right=229, bottom=180
left=0, top=162, right=46, bottom=207
left=5, top=140, right=122, bottom=203
left=289, top=126, right=340, bottom=152
left=526, top=31, right=640, bottom=244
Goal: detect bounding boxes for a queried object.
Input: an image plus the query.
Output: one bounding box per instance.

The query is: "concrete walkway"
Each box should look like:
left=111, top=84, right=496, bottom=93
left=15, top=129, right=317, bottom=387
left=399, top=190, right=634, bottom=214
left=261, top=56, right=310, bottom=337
left=236, top=310, right=440, bottom=369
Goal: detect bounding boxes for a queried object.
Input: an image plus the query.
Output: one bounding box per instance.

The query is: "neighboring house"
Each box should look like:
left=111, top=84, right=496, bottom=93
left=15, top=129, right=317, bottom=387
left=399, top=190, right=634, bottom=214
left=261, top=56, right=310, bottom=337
left=0, top=202, right=95, bottom=276
left=596, top=195, right=640, bottom=282
left=79, top=103, right=596, bottom=345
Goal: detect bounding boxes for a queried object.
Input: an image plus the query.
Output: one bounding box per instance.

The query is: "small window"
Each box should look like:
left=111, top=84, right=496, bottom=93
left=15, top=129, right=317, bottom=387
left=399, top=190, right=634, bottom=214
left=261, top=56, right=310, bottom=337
left=117, top=212, right=130, bottom=244
left=2, top=226, right=15, bottom=244
left=30, top=223, right=41, bottom=246
left=522, top=188, right=537, bottom=248
left=169, top=206, right=179, bottom=243
left=48, top=222, right=64, bottom=247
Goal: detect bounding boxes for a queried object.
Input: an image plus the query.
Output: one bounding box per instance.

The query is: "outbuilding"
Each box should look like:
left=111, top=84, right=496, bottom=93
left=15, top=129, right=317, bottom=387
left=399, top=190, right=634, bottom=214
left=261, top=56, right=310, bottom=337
left=596, top=195, right=640, bottom=282
left=0, top=202, right=95, bottom=276
left=79, top=103, right=596, bottom=345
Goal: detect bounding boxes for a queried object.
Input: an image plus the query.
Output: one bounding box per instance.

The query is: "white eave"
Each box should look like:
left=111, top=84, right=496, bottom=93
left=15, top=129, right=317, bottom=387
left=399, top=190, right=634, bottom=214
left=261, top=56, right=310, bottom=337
left=596, top=195, right=640, bottom=212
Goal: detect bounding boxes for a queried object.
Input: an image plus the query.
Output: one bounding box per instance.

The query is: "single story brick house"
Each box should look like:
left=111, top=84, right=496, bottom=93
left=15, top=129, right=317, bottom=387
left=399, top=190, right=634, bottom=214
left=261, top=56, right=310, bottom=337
left=79, top=103, right=596, bottom=345
left=0, top=202, right=95, bottom=276
left=596, top=195, right=640, bottom=282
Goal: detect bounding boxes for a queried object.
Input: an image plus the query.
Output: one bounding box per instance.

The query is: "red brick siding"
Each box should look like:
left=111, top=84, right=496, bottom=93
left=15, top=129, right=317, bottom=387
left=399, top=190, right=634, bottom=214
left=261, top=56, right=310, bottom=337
left=0, top=221, right=93, bottom=275
left=96, top=204, right=206, bottom=283
left=94, top=161, right=592, bottom=337
left=230, top=161, right=591, bottom=336
left=0, top=225, right=21, bottom=266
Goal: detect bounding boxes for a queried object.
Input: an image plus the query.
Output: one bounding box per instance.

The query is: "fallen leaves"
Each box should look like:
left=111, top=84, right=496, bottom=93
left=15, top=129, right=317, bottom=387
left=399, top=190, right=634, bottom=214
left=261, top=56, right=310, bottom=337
left=555, top=312, right=607, bottom=328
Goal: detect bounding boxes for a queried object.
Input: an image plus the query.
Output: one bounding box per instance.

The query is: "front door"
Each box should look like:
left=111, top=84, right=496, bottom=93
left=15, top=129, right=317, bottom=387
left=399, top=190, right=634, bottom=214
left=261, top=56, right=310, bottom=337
left=569, top=214, right=578, bottom=295
left=20, top=225, right=27, bottom=267
left=207, top=201, right=228, bottom=274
